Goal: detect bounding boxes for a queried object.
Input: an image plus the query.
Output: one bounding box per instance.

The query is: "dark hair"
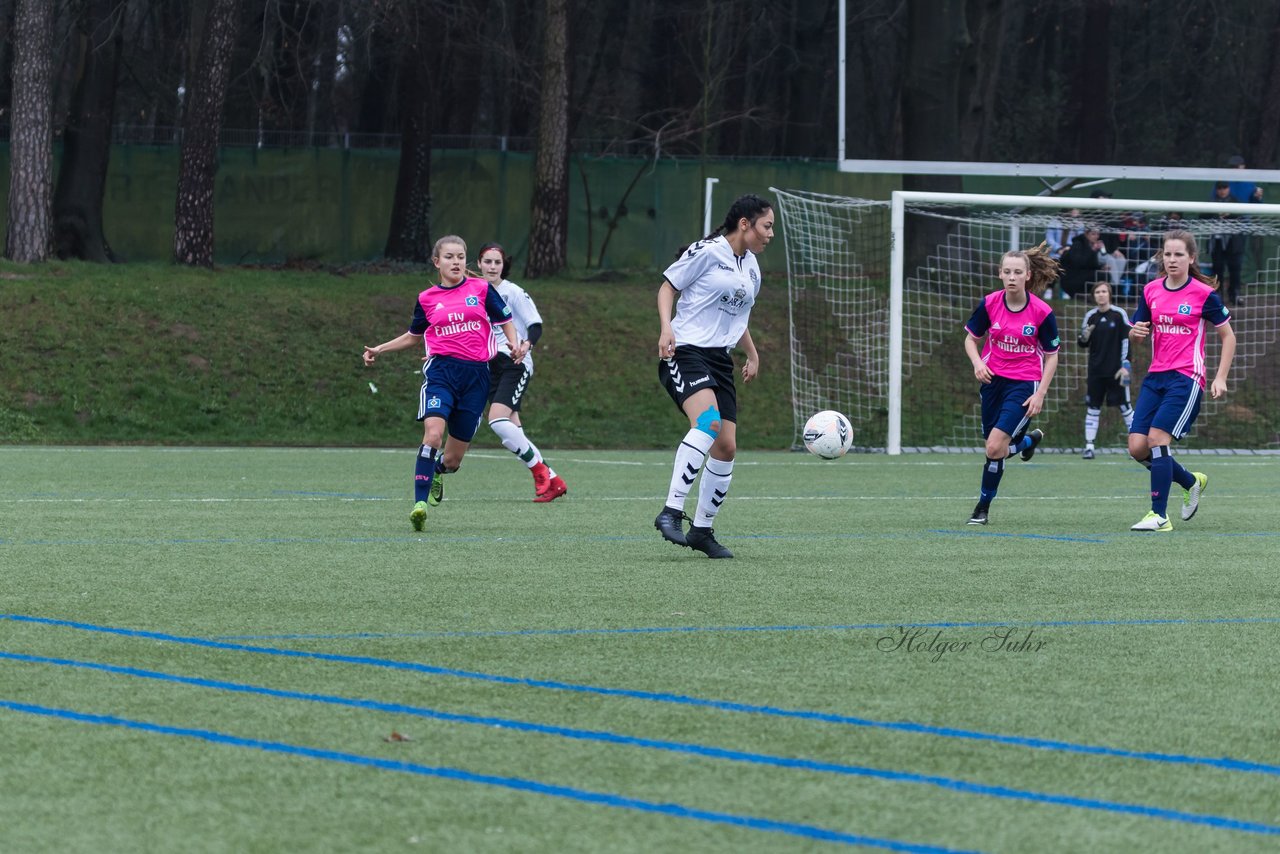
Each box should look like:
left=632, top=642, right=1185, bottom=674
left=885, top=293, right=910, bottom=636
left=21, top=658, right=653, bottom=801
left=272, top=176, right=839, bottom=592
left=1000, top=242, right=1061, bottom=297
left=1214, top=181, right=1231, bottom=191
left=705, top=193, right=773, bottom=241
left=1161, top=229, right=1218, bottom=289
left=476, top=242, right=512, bottom=280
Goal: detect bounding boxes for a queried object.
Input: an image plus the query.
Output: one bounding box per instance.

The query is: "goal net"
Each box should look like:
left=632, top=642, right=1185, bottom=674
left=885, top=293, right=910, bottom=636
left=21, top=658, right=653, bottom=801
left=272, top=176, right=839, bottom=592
left=772, top=188, right=1280, bottom=454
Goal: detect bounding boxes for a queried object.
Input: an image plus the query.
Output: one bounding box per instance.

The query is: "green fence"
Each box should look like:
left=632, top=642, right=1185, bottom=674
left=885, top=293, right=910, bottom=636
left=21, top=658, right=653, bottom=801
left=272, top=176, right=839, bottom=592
left=0, top=144, right=1261, bottom=269
left=0, top=145, right=897, bottom=268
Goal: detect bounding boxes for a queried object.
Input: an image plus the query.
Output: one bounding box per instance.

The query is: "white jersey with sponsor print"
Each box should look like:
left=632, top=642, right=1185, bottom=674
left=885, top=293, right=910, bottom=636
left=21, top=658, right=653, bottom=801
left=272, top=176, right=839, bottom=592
left=490, top=278, right=543, bottom=372
left=663, top=235, right=760, bottom=349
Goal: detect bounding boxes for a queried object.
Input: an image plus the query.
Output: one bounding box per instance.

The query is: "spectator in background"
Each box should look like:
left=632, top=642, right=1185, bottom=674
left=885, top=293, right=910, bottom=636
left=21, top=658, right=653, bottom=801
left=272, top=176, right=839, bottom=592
left=1121, top=211, right=1156, bottom=292
left=1089, top=191, right=1129, bottom=297
left=1206, top=181, right=1247, bottom=306
left=1059, top=226, right=1105, bottom=301
left=1227, top=155, right=1264, bottom=204
left=1227, top=154, right=1263, bottom=304
left=1045, top=208, right=1083, bottom=259
left=1044, top=207, right=1083, bottom=300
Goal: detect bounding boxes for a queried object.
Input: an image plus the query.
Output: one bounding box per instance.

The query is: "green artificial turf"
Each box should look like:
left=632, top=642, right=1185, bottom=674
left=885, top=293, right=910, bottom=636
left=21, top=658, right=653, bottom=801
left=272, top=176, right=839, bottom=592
left=2, top=447, right=1278, bottom=852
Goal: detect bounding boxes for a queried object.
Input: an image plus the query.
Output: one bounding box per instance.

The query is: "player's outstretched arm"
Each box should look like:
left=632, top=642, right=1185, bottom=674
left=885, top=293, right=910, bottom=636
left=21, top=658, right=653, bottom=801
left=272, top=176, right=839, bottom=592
left=362, top=331, right=418, bottom=366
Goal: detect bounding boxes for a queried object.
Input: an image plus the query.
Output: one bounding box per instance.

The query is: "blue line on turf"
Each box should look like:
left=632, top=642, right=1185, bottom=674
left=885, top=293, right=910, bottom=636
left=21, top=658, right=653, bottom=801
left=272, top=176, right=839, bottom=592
left=0, top=698, right=979, bottom=854
left=928, top=530, right=1107, bottom=543
left=4, top=614, right=1278, bottom=778
left=212, top=615, right=1280, bottom=642
left=4, top=651, right=1278, bottom=835
left=271, top=490, right=386, bottom=498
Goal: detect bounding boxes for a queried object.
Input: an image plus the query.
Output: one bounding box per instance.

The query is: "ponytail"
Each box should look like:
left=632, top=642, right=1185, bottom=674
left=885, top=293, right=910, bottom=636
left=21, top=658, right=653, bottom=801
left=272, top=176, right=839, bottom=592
left=704, top=193, right=773, bottom=241
left=1001, top=242, right=1061, bottom=297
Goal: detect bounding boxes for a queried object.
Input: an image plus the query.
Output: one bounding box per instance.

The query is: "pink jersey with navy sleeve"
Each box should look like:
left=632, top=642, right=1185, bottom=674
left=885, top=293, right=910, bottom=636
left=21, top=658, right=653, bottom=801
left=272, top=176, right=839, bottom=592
left=1130, top=277, right=1230, bottom=388
left=964, top=291, right=1060, bottom=381
left=409, top=277, right=512, bottom=362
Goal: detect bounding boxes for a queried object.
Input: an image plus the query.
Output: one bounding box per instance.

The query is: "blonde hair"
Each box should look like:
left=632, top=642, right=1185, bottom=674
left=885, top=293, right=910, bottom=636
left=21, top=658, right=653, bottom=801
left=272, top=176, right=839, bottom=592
left=1000, top=242, right=1061, bottom=297
left=432, top=234, right=466, bottom=260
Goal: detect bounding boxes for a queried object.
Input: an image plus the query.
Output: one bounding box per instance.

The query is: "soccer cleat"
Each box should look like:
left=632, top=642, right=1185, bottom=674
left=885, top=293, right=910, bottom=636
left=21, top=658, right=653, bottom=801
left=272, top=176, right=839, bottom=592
left=534, top=475, right=567, bottom=503
left=428, top=472, right=444, bottom=506
left=1020, top=429, right=1044, bottom=462
left=409, top=501, right=428, bottom=532
left=654, top=507, right=688, bottom=547
left=530, top=461, right=551, bottom=495
left=1181, top=472, right=1208, bottom=521
left=685, top=525, right=733, bottom=559
left=967, top=504, right=989, bottom=526
left=1130, top=511, right=1173, bottom=532
left=1082, top=447, right=1095, bottom=460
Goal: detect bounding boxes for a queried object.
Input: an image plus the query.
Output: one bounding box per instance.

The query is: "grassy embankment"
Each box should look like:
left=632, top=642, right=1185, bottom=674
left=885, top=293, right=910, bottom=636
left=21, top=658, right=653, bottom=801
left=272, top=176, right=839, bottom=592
left=0, top=261, right=796, bottom=449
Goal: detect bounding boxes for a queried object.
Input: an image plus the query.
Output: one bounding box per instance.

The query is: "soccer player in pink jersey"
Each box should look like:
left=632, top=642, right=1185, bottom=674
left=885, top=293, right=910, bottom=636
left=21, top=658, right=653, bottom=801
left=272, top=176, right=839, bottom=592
left=962, top=244, right=1062, bottom=526
left=1126, top=230, right=1236, bottom=532
left=363, top=236, right=528, bottom=531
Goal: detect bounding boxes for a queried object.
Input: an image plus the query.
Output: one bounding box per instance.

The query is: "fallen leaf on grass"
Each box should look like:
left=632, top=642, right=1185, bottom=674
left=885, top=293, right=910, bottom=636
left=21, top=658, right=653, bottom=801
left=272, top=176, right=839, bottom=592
left=384, top=731, right=413, bottom=743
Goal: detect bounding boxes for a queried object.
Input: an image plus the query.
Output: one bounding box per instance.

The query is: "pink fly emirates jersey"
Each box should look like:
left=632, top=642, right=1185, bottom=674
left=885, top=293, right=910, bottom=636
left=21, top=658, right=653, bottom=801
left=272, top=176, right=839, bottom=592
left=1131, top=277, right=1231, bottom=388
left=409, top=277, right=512, bottom=362
left=964, top=291, right=1060, bottom=381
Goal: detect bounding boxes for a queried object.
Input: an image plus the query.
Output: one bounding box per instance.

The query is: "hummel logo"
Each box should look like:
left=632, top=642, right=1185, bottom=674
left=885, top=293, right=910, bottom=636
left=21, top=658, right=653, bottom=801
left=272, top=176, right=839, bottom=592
left=689, top=376, right=710, bottom=386
left=681, top=463, right=698, bottom=485
left=667, top=360, right=685, bottom=393
left=711, top=489, right=726, bottom=507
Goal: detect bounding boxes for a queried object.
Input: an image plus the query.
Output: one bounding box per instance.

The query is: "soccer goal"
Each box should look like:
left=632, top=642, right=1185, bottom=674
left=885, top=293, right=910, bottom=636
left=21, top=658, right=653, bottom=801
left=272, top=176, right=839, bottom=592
left=771, top=188, right=1280, bottom=455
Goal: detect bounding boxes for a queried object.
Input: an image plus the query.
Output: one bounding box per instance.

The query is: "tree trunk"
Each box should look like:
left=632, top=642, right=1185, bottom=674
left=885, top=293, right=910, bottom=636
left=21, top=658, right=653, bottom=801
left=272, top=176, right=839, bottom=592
left=5, top=0, right=56, bottom=264
left=0, top=0, right=17, bottom=113
left=1253, top=11, right=1280, bottom=167
left=383, top=37, right=433, bottom=262
left=1060, top=0, right=1112, bottom=163
left=901, top=0, right=968, bottom=276
left=53, top=0, right=125, bottom=262
left=525, top=0, right=569, bottom=279
left=173, top=0, right=241, bottom=267
left=308, top=0, right=342, bottom=146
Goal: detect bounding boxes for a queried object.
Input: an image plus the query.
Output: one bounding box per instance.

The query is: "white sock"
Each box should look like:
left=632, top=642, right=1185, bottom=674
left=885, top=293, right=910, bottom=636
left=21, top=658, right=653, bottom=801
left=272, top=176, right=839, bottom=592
left=666, top=429, right=714, bottom=511
left=489, top=418, right=543, bottom=468
left=694, top=456, right=734, bottom=528
left=1085, top=408, right=1100, bottom=444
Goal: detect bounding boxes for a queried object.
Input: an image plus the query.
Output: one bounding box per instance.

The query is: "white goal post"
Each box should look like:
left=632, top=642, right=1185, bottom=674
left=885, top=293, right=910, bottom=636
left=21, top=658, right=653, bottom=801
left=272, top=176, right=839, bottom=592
left=772, top=187, right=1280, bottom=455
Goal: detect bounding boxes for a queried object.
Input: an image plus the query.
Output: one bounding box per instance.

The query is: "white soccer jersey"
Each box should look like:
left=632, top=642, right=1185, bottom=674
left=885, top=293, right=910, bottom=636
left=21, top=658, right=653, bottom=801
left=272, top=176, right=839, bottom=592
left=663, top=235, right=760, bottom=349
left=490, top=278, right=543, bottom=371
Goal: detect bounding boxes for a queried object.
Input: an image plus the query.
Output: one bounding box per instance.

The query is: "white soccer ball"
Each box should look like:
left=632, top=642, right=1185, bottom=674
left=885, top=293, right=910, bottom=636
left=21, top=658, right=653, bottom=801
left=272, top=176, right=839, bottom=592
left=803, top=410, right=854, bottom=459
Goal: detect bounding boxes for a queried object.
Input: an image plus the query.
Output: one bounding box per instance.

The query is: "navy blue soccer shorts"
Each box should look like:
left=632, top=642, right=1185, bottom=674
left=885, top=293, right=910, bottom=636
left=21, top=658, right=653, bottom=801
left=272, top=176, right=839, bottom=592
left=979, top=376, right=1037, bottom=439
left=1130, top=370, right=1201, bottom=440
left=418, top=355, right=490, bottom=442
